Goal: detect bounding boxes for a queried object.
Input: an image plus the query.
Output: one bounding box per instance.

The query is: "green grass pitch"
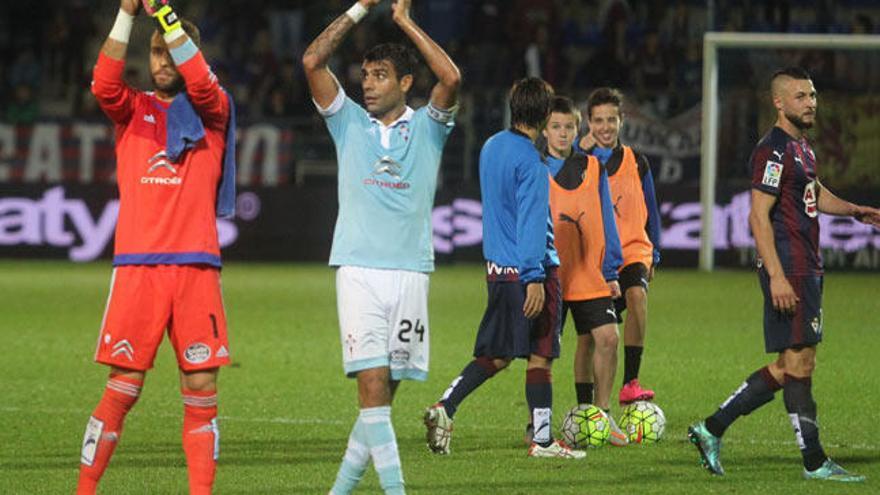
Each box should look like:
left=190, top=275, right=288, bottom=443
left=0, top=261, right=877, bottom=494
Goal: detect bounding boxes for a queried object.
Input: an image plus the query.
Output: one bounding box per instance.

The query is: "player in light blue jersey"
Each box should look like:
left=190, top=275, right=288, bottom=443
left=302, top=0, right=460, bottom=493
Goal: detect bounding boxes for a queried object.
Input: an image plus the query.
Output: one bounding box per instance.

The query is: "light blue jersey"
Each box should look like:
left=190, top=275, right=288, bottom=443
left=317, top=88, right=455, bottom=272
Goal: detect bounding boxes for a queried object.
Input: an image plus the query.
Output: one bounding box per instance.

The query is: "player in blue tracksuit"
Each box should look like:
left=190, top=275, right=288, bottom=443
left=424, top=78, right=585, bottom=459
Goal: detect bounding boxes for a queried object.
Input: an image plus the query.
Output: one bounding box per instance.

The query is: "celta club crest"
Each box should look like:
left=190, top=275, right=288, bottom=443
left=148, top=150, right=177, bottom=174
left=371, top=155, right=403, bottom=179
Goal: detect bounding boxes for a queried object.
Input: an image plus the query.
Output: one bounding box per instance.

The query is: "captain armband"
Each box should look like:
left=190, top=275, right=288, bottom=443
left=426, top=103, right=458, bottom=124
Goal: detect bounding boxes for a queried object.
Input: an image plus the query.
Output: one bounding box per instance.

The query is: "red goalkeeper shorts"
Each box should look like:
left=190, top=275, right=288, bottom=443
left=94, top=265, right=231, bottom=371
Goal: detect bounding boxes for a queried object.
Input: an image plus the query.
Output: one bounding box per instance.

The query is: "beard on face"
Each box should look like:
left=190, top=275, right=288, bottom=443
left=785, top=110, right=814, bottom=130
left=151, top=72, right=185, bottom=95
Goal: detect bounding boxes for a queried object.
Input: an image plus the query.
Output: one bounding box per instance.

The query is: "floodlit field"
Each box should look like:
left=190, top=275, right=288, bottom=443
left=1, top=261, right=877, bottom=494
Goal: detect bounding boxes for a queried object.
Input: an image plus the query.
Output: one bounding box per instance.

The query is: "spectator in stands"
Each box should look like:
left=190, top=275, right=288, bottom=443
left=633, top=30, right=672, bottom=116
left=6, top=83, right=39, bottom=124
left=837, top=14, right=879, bottom=91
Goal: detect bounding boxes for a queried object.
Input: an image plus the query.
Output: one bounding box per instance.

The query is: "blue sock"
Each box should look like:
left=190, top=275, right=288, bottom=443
left=706, top=366, right=780, bottom=437
left=330, top=416, right=369, bottom=495
left=783, top=374, right=827, bottom=471
left=526, top=368, right=553, bottom=447
left=440, top=357, right=498, bottom=418
left=360, top=406, right=405, bottom=495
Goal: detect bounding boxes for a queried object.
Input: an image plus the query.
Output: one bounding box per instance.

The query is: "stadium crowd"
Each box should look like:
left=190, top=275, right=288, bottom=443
left=1, top=0, right=879, bottom=188
left=2, top=0, right=879, bottom=125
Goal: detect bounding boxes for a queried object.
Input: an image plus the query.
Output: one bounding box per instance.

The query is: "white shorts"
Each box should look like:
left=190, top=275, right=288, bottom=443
left=336, top=266, right=430, bottom=381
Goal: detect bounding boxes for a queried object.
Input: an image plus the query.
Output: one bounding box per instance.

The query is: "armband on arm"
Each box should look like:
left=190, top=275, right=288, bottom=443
left=142, top=0, right=185, bottom=43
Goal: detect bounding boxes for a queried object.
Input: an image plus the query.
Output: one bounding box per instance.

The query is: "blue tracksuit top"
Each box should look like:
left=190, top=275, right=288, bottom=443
left=480, top=129, right=559, bottom=283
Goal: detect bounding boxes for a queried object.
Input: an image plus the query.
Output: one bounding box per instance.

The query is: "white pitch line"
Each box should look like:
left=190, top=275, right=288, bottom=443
left=729, top=437, right=879, bottom=452
left=0, top=406, right=344, bottom=426
left=2, top=406, right=877, bottom=451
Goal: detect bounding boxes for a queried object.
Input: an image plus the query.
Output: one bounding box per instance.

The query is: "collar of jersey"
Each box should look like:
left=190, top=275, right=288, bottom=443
left=145, top=92, right=172, bottom=110
left=369, top=106, right=415, bottom=129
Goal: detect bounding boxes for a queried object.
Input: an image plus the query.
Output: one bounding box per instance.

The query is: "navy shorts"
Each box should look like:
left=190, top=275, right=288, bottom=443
left=613, top=262, right=650, bottom=322
left=563, top=297, right=618, bottom=336
left=758, top=268, right=823, bottom=353
left=473, top=267, right=562, bottom=360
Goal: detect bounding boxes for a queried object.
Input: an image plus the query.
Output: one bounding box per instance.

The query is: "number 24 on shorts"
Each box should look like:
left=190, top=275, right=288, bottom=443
left=397, top=319, right=425, bottom=343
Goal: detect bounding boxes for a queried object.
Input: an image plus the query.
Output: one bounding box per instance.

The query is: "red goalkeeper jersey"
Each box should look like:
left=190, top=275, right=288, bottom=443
left=91, top=50, right=230, bottom=267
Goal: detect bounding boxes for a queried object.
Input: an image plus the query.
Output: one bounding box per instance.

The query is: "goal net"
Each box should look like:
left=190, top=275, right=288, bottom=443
left=699, top=32, right=880, bottom=271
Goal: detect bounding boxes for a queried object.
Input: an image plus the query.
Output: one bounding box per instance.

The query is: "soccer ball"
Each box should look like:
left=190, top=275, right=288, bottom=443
left=619, top=401, right=666, bottom=444
left=561, top=404, right=611, bottom=448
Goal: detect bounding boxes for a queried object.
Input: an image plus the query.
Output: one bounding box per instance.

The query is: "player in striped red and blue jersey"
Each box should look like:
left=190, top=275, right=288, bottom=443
left=688, top=67, right=880, bottom=482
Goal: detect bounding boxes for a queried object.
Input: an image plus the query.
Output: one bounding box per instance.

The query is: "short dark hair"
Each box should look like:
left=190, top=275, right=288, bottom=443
left=586, top=87, right=623, bottom=119
left=155, top=18, right=201, bottom=47
left=363, top=43, right=418, bottom=79
left=770, top=66, right=811, bottom=89
left=549, top=96, right=581, bottom=125
left=509, top=77, right=554, bottom=128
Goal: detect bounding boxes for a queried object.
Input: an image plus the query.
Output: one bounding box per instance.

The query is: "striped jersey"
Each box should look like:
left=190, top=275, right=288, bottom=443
left=750, top=126, right=822, bottom=276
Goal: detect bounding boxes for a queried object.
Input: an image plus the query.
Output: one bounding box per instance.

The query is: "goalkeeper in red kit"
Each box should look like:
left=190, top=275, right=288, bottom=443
left=76, top=1, right=236, bottom=493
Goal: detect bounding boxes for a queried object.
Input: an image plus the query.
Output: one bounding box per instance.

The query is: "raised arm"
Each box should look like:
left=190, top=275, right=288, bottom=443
left=102, top=0, right=139, bottom=60
left=816, top=180, right=880, bottom=227
left=143, top=0, right=229, bottom=128
left=302, top=1, right=380, bottom=109
left=392, top=0, right=461, bottom=110
left=92, top=0, right=141, bottom=123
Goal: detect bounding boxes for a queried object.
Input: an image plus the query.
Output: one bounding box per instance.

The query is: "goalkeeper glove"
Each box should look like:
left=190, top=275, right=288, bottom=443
left=141, top=0, right=183, bottom=40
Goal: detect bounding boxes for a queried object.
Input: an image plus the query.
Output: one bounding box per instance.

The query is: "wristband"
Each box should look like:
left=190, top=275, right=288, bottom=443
left=345, top=2, right=368, bottom=23
left=108, top=9, right=135, bottom=43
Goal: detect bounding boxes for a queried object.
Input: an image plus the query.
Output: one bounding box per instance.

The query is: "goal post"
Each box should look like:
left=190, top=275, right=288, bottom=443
left=699, top=32, right=880, bottom=271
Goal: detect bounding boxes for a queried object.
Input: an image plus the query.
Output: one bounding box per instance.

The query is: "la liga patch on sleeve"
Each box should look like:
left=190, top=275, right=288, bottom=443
left=762, top=161, right=783, bottom=187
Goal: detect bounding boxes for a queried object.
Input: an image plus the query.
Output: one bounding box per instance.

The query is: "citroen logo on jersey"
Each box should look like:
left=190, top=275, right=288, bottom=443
left=372, top=156, right=402, bottom=178
left=142, top=150, right=182, bottom=185
left=363, top=156, right=410, bottom=189
left=147, top=150, right=177, bottom=174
